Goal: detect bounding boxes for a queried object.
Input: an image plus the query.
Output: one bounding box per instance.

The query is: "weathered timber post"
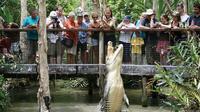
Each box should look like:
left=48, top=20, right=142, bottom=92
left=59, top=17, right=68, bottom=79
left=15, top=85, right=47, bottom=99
left=141, top=76, right=148, bottom=107
left=98, top=0, right=105, bottom=97
left=37, top=0, right=51, bottom=112
left=20, top=0, right=28, bottom=63
left=183, top=0, right=188, bottom=14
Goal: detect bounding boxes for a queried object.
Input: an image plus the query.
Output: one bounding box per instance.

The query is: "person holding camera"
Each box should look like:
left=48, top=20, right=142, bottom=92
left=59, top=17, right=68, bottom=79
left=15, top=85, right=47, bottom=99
left=46, top=11, right=64, bottom=64
left=117, top=15, right=135, bottom=63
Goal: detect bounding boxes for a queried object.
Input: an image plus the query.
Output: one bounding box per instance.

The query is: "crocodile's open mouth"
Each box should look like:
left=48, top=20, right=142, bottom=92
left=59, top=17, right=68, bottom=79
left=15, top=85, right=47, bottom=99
left=106, top=44, right=123, bottom=65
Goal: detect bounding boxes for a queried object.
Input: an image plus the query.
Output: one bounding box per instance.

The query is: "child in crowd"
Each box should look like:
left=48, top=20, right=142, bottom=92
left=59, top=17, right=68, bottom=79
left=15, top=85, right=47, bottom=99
left=88, top=12, right=100, bottom=64
left=131, top=32, right=144, bottom=64
left=157, top=14, right=171, bottom=65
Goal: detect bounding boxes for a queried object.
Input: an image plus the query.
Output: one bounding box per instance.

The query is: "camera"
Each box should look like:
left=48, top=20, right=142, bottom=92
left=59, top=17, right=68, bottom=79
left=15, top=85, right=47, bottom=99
left=51, top=17, right=59, bottom=24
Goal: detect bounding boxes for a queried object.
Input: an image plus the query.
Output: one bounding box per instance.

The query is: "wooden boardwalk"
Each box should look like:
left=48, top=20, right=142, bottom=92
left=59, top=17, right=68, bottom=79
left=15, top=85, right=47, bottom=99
left=0, top=64, right=177, bottom=78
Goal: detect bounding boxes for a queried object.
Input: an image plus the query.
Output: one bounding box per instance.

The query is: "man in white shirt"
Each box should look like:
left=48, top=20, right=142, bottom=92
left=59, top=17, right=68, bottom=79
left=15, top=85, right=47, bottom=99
left=177, top=3, right=190, bottom=23
left=46, top=11, right=64, bottom=64
left=117, top=15, right=135, bottom=63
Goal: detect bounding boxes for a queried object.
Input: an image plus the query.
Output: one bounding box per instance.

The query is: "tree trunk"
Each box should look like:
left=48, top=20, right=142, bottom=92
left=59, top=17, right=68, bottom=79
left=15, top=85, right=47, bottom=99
left=98, top=0, right=105, bottom=98
left=183, top=0, right=188, bottom=13
left=152, top=0, right=157, bottom=11
left=37, top=0, right=51, bottom=112
left=92, top=0, right=100, bottom=13
left=81, top=0, right=85, bottom=11
left=20, top=0, right=28, bottom=63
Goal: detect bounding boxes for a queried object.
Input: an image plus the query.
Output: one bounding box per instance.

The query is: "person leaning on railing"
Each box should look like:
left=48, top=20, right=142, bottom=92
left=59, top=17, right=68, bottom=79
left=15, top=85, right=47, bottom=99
left=55, top=6, right=67, bottom=64
left=76, top=12, right=88, bottom=64
left=64, top=12, right=77, bottom=64
left=140, top=9, right=159, bottom=65
left=117, top=15, right=135, bottom=64
left=156, top=15, right=171, bottom=65
left=188, top=1, right=200, bottom=36
left=88, top=12, right=100, bottom=64
left=46, top=11, right=64, bottom=64
left=101, top=7, right=116, bottom=63
left=22, top=9, right=39, bottom=64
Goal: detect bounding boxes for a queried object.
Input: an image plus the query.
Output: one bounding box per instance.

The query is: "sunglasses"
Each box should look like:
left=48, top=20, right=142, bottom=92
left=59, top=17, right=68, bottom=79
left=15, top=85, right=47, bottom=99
left=92, top=16, right=98, bottom=19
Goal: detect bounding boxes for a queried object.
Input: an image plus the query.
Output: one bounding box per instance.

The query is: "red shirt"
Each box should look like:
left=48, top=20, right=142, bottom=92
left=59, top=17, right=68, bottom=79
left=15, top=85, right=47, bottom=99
left=64, top=19, right=78, bottom=45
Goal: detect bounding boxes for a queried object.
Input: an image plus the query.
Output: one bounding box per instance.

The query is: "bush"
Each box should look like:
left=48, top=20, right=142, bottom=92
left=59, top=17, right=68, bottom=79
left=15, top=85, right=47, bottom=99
left=0, top=75, right=9, bottom=111
left=154, top=35, right=200, bottom=111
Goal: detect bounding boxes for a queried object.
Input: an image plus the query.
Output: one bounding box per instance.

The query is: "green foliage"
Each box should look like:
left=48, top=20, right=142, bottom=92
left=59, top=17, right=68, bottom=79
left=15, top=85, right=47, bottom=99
left=0, top=55, right=10, bottom=111
left=0, top=0, right=20, bottom=23
left=107, top=0, right=145, bottom=21
left=155, top=35, right=200, bottom=111
left=0, top=0, right=80, bottom=24
left=0, top=75, right=9, bottom=112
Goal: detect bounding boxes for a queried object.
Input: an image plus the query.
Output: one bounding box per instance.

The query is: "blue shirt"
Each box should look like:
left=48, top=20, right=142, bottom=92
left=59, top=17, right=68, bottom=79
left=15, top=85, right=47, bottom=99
left=23, top=16, right=39, bottom=40
left=132, top=20, right=146, bottom=39
left=78, top=22, right=88, bottom=44
left=189, top=15, right=200, bottom=26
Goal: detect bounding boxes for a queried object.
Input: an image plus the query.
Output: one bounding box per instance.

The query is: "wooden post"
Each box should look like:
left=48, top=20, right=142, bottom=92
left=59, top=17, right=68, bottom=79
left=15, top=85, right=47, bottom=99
left=99, top=32, right=104, bottom=96
left=88, top=78, right=94, bottom=95
left=183, top=0, right=188, bottom=13
left=37, top=0, right=51, bottom=112
left=20, top=0, right=28, bottom=63
left=152, top=0, right=157, bottom=11
left=98, top=0, right=105, bottom=97
left=141, top=76, right=148, bottom=107
left=81, top=0, right=85, bottom=11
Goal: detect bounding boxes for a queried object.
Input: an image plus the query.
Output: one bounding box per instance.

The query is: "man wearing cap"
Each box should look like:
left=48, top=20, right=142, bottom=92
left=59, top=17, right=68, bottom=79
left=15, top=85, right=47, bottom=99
left=83, top=12, right=91, bottom=27
left=64, top=12, right=77, bottom=64
left=140, top=9, right=159, bottom=64
left=46, top=11, right=64, bottom=64
left=55, top=6, right=67, bottom=64
left=76, top=12, right=88, bottom=64
left=117, top=15, right=135, bottom=63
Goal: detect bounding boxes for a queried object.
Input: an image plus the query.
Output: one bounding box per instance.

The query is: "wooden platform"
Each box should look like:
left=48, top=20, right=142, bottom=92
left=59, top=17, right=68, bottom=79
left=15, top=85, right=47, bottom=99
left=0, top=64, right=177, bottom=78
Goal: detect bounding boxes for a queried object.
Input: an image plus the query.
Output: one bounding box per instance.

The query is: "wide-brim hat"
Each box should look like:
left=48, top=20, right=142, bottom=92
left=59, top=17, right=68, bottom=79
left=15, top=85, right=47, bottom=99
left=68, top=12, right=75, bottom=17
left=49, top=11, right=57, bottom=18
left=144, top=9, right=154, bottom=15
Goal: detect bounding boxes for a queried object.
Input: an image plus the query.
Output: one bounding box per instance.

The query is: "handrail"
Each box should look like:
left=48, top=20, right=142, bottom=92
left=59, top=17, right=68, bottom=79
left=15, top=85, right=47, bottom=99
left=0, top=28, right=200, bottom=32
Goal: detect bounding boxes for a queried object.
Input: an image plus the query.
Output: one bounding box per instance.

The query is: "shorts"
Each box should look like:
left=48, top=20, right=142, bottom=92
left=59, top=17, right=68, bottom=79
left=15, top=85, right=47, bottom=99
left=67, top=44, right=77, bottom=55
left=91, top=39, right=98, bottom=46
left=47, top=40, right=57, bottom=56
left=156, top=40, right=170, bottom=55
left=28, top=40, right=38, bottom=57
left=77, top=41, right=87, bottom=53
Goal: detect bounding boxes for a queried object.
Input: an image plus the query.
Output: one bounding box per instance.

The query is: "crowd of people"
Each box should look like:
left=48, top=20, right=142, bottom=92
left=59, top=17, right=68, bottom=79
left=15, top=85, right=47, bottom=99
left=1, top=2, right=200, bottom=65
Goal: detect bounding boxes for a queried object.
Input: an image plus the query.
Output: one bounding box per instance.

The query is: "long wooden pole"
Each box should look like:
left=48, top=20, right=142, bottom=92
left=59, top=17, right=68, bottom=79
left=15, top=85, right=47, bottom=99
left=20, top=0, right=28, bottom=63
left=183, top=0, right=188, bottom=13
left=37, top=0, right=51, bottom=112
left=98, top=0, right=105, bottom=97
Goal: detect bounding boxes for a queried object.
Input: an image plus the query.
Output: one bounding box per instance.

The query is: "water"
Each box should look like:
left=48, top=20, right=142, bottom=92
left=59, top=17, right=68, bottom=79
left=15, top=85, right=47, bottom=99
left=8, top=81, right=170, bottom=112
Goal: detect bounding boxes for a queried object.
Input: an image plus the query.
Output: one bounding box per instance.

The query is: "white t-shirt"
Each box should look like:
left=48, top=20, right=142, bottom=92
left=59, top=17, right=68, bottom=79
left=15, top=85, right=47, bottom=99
left=117, top=22, right=135, bottom=43
left=46, top=17, right=64, bottom=43
left=181, top=14, right=190, bottom=23
left=46, top=17, right=64, bottom=29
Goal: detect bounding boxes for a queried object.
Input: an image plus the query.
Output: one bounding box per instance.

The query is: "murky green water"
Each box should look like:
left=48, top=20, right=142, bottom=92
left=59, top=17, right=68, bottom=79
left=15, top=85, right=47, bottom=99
left=8, top=81, right=170, bottom=112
